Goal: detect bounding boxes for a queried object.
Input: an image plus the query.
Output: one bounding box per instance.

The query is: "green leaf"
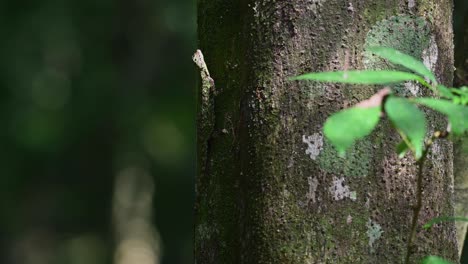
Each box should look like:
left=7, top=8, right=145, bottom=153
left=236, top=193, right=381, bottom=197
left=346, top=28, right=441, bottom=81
left=451, top=86, right=468, bottom=96
left=396, top=141, right=409, bottom=158
left=290, top=70, right=425, bottom=84
left=423, top=216, right=468, bottom=229
left=414, top=98, right=468, bottom=135
left=451, top=86, right=468, bottom=105
left=385, top=97, right=427, bottom=159
left=436, top=85, right=454, bottom=99
left=323, top=107, right=381, bottom=156
left=421, top=256, right=454, bottom=264
left=367, top=47, right=437, bottom=84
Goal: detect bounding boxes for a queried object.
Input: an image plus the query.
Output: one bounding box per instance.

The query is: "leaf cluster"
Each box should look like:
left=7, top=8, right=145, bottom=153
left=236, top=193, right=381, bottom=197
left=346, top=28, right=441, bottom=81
left=291, top=47, right=467, bottom=160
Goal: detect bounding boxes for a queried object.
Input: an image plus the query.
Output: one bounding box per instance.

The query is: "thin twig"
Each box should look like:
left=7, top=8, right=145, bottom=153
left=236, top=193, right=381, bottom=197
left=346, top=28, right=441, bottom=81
left=404, top=131, right=448, bottom=264
left=404, top=152, right=427, bottom=264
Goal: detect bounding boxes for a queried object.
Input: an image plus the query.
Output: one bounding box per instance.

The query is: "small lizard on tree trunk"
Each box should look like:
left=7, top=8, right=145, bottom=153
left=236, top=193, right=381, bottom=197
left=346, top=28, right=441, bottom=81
left=192, top=50, right=215, bottom=180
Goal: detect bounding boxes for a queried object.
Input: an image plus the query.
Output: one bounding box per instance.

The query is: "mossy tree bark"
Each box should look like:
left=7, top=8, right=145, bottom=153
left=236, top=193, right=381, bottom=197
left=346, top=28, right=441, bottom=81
left=195, top=0, right=458, bottom=263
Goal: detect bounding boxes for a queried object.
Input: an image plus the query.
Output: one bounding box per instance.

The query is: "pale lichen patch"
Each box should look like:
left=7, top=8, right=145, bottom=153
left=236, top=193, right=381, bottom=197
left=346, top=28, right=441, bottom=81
left=366, top=219, right=383, bottom=252
left=329, top=177, right=357, bottom=201
left=197, top=223, right=216, bottom=242
left=422, top=35, right=438, bottom=78
left=306, top=177, right=319, bottom=203
left=347, top=215, right=353, bottom=224
left=405, top=81, right=420, bottom=96
left=302, top=133, right=323, bottom=160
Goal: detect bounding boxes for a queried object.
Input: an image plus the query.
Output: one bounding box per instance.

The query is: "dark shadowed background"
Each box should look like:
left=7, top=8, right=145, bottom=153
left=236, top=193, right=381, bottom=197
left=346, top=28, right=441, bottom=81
left=0, top=0, right=195, bottom=263
left=0, top=0, right=466, bottom=264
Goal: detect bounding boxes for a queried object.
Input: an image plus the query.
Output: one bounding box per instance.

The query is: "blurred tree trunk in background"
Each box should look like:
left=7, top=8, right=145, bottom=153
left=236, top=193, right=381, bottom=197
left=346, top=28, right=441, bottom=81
left=195, top=0, right=458, bottom=263
left=454, top=132, right=468, bottom=258
left=454, top=0, right=468, bottom=258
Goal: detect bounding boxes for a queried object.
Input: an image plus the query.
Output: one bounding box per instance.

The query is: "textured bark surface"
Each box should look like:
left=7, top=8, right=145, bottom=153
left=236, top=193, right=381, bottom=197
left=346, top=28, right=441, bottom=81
left=195, top=0, right=458, bottom=263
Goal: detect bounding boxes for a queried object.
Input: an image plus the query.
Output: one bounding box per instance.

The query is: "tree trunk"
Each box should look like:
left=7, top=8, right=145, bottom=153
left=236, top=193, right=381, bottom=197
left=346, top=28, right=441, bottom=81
left=195, top=1, right=458, bottom=263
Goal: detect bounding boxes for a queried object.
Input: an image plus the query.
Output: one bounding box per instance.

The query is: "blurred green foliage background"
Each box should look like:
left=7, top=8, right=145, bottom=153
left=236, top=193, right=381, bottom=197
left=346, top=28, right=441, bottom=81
left=0, top=0, right=466, bottom=264
left=0, top=0, right=195, bottom=263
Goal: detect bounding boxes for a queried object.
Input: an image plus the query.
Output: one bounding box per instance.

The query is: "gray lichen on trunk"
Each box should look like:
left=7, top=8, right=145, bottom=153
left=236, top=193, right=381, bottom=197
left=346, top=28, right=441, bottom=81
left=195, top=0, right=458, bottom=263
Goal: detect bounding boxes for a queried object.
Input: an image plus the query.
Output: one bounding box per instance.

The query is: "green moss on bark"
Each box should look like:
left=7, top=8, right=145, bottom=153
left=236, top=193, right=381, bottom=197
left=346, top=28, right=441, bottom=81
left=317, top=139, right=373, bottom=178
